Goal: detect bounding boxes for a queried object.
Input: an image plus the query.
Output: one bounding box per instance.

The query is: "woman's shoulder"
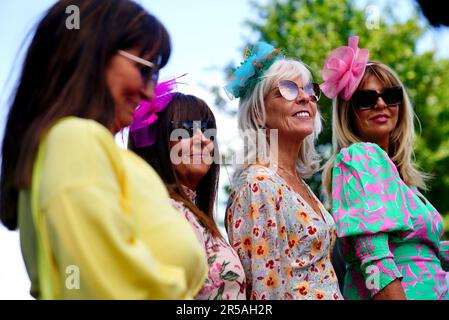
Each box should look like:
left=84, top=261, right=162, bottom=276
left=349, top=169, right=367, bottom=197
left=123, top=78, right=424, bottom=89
left=337, top=142, right=386, bottom=158
left=170, top=198, right=196, bottom=222
left=46, top=116, right=114, bottom=147
left=233, top=164, right=280, bottom=189
left=170, top=198, right=205, bottom=233
left=245, top=163, right=274, bottom=177
left=49, top=116, right=108, bottom=133
left=227, top=165, right=281, bottom=207
left=334, top=142, right=391, bottom=170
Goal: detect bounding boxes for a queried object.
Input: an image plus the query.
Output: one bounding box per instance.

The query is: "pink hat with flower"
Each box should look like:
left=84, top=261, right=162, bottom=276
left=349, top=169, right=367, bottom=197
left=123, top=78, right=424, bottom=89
left=320, top=36, right=369, bottom=101
left=129, top=73, right=186, bottom=148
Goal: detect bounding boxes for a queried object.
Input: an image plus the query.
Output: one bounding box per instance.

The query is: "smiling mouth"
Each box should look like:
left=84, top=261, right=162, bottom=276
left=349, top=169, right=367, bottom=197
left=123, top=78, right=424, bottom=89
left=292, top=111, right=311, bottom=118
left=370, top=114, right=390, bottom=120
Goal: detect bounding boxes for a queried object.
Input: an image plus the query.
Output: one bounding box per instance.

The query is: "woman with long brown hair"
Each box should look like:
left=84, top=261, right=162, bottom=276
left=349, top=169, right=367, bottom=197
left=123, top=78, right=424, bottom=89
left=129, top=92, right=246, bottom=300
left=0, top=0, right=206, bottom=299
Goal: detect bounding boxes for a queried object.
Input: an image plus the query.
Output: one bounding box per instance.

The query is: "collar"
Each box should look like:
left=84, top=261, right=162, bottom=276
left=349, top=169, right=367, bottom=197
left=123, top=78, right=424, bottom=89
left=181, top=185, right=197, bottom=202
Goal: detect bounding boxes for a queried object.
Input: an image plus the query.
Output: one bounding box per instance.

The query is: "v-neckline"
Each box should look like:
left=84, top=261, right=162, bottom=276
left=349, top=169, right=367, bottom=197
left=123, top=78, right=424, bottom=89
left=260, top=165, right=328, bottom=224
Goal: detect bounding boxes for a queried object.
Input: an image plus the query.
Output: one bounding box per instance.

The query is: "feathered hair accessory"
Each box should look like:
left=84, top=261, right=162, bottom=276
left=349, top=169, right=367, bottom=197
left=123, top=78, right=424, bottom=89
left=224, top=41, right=284, bottom=99
left=320, top=36, right=369, bottom=101
left=129, top=73, right=186, bottom=148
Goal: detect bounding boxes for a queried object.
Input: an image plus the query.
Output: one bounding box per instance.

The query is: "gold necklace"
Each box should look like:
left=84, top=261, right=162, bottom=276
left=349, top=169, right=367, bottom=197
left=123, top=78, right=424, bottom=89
left=274, top=165, right=320, bottom=212
left=275, top=166, right=312, bottom=197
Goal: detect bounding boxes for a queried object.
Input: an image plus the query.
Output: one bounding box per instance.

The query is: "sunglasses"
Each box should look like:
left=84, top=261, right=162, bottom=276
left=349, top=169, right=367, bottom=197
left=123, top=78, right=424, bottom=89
left=277, top=80, right=321, bottom=102
left=118, top=50, right=159, bottom=86
left=170, top=120, right=216, bottom=139
left=352, top=86, right=403, bottom=110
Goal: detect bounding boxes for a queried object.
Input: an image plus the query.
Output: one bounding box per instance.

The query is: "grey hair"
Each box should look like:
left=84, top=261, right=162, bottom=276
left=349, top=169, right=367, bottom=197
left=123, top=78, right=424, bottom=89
left=232, top=58, right=322, bottom=183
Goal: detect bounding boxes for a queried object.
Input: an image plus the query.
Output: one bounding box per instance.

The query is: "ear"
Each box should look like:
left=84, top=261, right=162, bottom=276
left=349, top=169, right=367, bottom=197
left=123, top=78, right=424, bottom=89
left=256, top=114, right=266, bottom=129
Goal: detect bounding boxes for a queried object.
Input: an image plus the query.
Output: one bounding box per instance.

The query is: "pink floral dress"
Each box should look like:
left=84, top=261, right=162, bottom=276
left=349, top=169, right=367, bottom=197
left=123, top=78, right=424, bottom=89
left=226, top=165, right=343, bottom=300
left=170, top=186, right=246, bottom=300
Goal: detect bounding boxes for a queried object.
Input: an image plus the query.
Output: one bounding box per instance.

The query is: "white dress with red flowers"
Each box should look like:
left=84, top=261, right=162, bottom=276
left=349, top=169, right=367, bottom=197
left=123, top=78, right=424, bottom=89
left=170, top=186, right=246, bottom=300
left=226, top=165, right=343, bottom=300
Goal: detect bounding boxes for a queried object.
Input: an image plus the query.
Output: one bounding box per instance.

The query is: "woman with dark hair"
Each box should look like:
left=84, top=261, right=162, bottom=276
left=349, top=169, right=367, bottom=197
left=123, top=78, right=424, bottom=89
left=0, top=0, right=206, bottom=299
left=129, top=91, right=246, bottom=300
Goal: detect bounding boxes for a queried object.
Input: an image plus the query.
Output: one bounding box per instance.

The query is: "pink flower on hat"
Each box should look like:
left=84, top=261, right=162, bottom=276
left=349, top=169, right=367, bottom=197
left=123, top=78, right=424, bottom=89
left=320, top=36, right=369, bottom=101
left=129, top=73, right=186, bottom=147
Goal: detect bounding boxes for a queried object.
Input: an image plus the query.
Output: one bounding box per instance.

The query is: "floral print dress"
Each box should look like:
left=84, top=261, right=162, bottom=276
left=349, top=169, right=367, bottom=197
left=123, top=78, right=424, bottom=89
left=332, top=142, right=449, bottom=299
left=226, top=165, right=343, bottom=300
left=170, top=186, right=246, bottom=300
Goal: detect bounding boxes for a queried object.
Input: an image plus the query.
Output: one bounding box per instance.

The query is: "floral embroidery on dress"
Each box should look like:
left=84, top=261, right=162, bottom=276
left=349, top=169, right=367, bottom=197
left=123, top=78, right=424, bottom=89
left=226, top=165, right=343, bottom=300
left=171, top=185, right=246, bottom=300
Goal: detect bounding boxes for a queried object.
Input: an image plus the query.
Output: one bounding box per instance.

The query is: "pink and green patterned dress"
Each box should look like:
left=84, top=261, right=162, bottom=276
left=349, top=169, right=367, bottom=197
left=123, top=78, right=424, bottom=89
left=332, top=142, right=449, bottom=300
left=226, top=165, right=343, bottom=300
left=171, top=186, right=246, bottom=300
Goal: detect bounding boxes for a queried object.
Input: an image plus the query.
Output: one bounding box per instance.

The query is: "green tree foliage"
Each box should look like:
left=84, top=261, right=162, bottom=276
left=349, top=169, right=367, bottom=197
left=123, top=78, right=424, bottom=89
left=233, top=0, right=449, bottom=233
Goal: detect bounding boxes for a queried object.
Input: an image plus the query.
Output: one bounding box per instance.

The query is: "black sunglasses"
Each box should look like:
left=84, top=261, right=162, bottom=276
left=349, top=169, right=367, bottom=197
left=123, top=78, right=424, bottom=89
left=352, top=86, right=403, bottom=110
left=170, top=120, right=216, bottom=140
left=139, top=65, right=159, bottom=87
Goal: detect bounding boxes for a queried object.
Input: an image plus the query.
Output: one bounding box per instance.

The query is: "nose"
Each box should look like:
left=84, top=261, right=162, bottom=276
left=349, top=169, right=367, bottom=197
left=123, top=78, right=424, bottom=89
left=192, top=128, right=214, bottom=149
left=191, top=128, right=215, bottom=162
left=374, top=97, right=387, bottom=109
left=295, top=88, right=312, bottom=103
left=192, top=128, right=210, bottom=143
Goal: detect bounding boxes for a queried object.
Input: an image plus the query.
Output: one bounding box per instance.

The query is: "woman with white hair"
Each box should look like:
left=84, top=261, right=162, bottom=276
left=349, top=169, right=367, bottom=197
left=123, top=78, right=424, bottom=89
left=224, top=42, right=343, bottom=300
left=321, top=36, right=449, bottom=300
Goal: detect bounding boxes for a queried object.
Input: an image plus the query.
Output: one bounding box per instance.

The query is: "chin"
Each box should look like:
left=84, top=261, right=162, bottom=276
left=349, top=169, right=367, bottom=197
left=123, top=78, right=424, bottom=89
left=370, top=127, right=394, bottom=137
left=292, top=128, right=314, bottom=139
left=186, top=164, right=210, bottom=177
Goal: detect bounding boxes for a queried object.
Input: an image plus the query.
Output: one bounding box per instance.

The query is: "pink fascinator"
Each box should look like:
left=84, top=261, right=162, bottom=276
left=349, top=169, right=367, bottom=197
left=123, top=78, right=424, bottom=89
left=129, top=73, right=186, bottom=148
left=320, top=36, right=369, bottom=101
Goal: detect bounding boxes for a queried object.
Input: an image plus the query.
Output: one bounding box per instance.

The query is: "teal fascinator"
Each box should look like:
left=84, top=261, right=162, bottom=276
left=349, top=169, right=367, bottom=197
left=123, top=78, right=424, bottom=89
left=224, top=41, right=284, bottom=99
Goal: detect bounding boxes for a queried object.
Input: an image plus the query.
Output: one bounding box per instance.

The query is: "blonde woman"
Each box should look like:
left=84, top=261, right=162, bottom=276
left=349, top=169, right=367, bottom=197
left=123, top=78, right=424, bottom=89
left=322, top=36, right=449, bottom=300
left=225, top=42, right=343, bottom=300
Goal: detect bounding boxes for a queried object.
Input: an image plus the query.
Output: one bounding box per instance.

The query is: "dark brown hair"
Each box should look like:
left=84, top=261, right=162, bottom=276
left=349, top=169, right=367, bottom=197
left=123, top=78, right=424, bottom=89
left=1, top=0, right=171, bottom=230
left=128, top=93, right=223, bottom=239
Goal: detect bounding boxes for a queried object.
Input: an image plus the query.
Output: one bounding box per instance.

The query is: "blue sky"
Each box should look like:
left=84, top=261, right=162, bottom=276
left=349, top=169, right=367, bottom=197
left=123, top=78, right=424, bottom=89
left=1, top=0, right=448, bottom=299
